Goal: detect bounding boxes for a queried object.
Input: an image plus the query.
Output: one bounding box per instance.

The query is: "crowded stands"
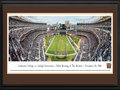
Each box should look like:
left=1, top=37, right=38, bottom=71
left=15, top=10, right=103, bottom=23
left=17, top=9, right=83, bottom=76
left=9, top=16, right=47, bottom=61
left=76, top=16, right=111, bottom=61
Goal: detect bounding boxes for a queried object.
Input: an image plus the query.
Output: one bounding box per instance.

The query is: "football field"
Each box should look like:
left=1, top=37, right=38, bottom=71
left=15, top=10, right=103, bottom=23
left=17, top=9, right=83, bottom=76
left=45, top=35, right=76, bottom=56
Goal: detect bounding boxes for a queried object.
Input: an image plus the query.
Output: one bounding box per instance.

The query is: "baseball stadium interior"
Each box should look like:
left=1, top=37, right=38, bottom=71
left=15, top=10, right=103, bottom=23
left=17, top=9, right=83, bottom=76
left=9, top=16, right=111, bottom=61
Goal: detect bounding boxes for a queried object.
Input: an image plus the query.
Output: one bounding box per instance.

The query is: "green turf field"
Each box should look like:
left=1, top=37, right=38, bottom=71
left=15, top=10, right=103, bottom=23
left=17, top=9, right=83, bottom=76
left=45, top=36, right=53, bottom=47
left=45, top=35, right=76, bottom=61
left=46, top=35, right=75, bottom=55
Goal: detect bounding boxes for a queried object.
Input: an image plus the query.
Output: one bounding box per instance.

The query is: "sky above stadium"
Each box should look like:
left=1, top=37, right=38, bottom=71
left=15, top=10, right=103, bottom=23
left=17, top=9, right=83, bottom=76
left=26, top=16, right=102, bottom=24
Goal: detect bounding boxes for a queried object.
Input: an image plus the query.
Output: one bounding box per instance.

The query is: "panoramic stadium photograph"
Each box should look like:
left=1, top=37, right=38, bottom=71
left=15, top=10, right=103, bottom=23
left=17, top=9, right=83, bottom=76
left=8, top=13, right=112, bottom=62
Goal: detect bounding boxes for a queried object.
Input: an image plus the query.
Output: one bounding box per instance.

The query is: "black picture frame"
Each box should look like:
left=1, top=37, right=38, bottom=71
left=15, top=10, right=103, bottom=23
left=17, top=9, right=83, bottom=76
left=0, top=0, right=120, bottom=89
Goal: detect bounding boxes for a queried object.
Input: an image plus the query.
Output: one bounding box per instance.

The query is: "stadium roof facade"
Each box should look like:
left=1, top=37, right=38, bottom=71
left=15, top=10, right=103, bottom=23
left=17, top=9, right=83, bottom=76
left=9, top=15, right=111, bottom=24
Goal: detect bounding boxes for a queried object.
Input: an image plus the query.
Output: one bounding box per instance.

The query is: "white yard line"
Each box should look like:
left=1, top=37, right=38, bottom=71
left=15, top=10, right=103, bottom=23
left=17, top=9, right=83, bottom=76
left=73, top=49, right=80, bottom=61
left=45, top=36, right=76, bottom=56
left=69, top=36, right=79, bottom=49
left=45, top=36, right=55, bottom=54
left=68, top=37, right=82, bottom=61
left=45, top=53, right=76, bottom=56
left=67, top=36, right=77, bottom=54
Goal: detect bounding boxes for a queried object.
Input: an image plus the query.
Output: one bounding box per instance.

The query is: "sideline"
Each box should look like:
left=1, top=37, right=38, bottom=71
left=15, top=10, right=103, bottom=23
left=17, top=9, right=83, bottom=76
left=69, top=36, right=79, bottom=49
left=67, top=36, right=76, bottom=53
left=45, top=36, right=55, bottom=54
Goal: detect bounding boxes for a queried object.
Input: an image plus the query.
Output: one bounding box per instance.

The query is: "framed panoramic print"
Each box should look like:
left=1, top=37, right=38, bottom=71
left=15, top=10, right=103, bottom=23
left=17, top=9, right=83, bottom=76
left=1, top=0, right=120, bottom=89
left=7, top=13, right=113, bottom=75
